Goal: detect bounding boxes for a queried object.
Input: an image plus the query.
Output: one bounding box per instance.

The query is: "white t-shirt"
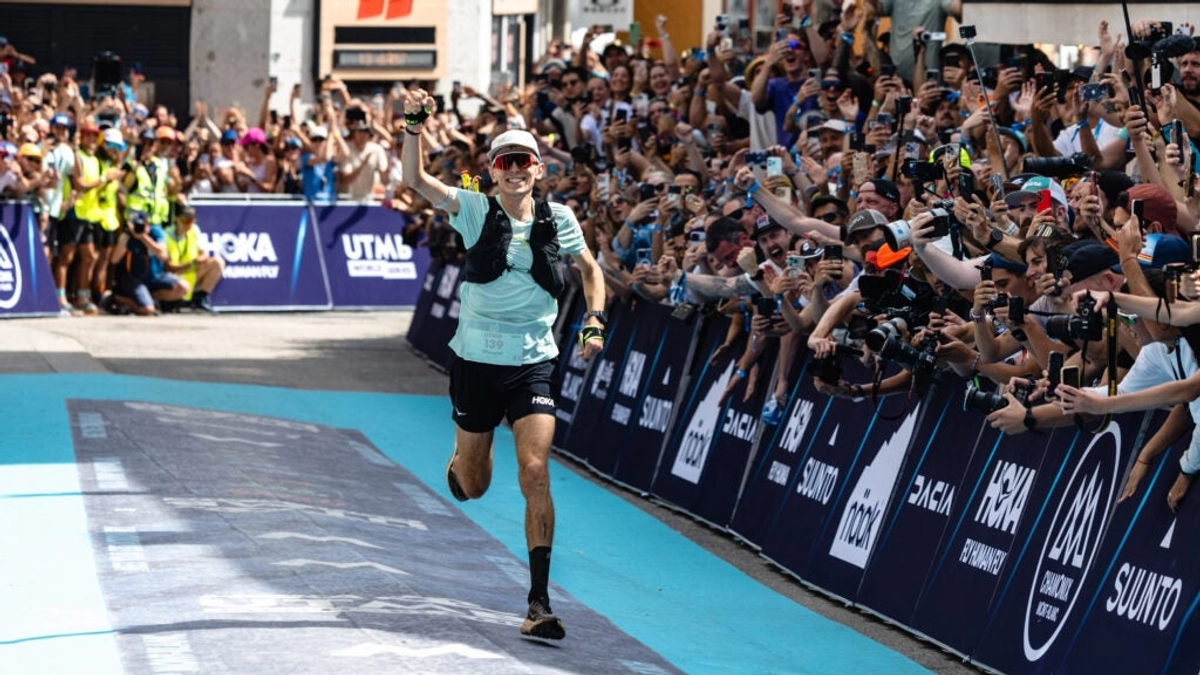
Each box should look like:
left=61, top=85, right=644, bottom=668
left=1053, top=119, right=1123, bottom=157
left=341, top=140, right=388, bottom=200
left=736, top=89, right=779, bottom=151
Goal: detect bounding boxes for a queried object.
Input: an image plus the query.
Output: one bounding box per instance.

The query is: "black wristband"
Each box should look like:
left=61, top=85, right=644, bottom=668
left=1023, top=407, right=1037, bottom=430
left=578, top=325, right=605, bottom=347
left=404, top=109, right=430, bottom=126
left=404, top=127, right=421, bottom=136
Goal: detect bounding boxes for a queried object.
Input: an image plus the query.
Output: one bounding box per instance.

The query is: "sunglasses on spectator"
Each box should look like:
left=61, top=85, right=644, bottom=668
left=816, top=212, right=840, bottom=223
left=726, top=208, right=746, bottom=220
left=821, top=80, right=842, bottom=90
left=492, top=153, right=536, bottom=170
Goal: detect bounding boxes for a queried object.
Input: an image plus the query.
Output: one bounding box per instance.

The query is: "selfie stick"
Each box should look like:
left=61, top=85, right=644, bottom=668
left=1121, top=2, right=1150, bottom=110
left=961, top=26, right=1010, bottom=181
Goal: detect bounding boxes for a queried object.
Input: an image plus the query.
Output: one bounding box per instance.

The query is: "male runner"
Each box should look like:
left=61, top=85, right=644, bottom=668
left=398, top=88, right=607, bottom=640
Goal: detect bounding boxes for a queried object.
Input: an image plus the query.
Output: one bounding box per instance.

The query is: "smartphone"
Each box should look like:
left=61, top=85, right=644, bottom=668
left=1060, top=365, right=1081, bottom=390
left=719, top=36, right=733, bottom=51
left=688, top=230, right=706, bottom=244
left=787, top=253, right=804, bottom=270
left=777, top=28, right=790, bottom=42
left=1035, top=71, right=1055, bottom=93
left=1008, top=296, right=1025, bottom=325
left=1037, top=189, right=1053, bottom=214
left=1191, top=233, right=1200, bottom=266
left=824, top=244, right=843, bottom=279
left=615, top=108, right=629, bottom=123
left=1047, top=351, right=1065, bottom=397
left=808, top=68, right=822, bottom=81
left=630, top=21, right=642, bottom=46
left=766, top=156, right=783, bottom=177
left=880, top=63, right=897, bottom=78
left=925, top=68, right=940, bottom=85
left=636, top=248, right=654, bottom=267
left=852, top=152, right=870, bottom=186
left=639, top=183, right=657, bottom=202
left=269, top=75, right=278, bottom=87
left=596, top=172, right=610, bottom=202
left=755, top=296, right=778, bottom=315
left=978, top=258, right=993, bottom=281
left=1080, top=83, right=1106, bottom=102
left=989, top=173, right=1006, bottom=198
left=616, top=135, right=632, bottom=151
left=594, top=24, right=614, bottom=33
left=1130, top=198, right=1144, bottom=225
left=666, top=184, right=682, bottom=208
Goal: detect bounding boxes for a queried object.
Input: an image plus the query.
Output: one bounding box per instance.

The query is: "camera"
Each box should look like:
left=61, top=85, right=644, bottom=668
left=1044, top=293, right=1103, bottom=342
left=1023, top=152, right=1092, bottom=179
left=921, top=31, right=947, bottom=43
left=128, top=210, right=149, bottom=235
left=878, top=331, right=940, bottom=393
left=882, top=209, right=952, bottom=250
left=963, top=383, right=1008, bottom=414
left=1080, top=83, right=1107, bottom=102
left=812, top=344, right=864, bottom=385
left=745, top=151, right=768, bottom=167
left=866, top=317, right=908, bottom=353
left=902, top=159, right=942, bottom=184
left=959, top=25, right=977, bottom=40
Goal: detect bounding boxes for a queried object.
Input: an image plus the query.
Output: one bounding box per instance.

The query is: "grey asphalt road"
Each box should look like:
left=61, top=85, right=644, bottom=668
left=0, top=311, right=979, bottom=675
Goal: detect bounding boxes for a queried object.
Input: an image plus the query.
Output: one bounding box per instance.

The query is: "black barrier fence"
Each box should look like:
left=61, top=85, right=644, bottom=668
left=406, top=272, right=1200, bottom=674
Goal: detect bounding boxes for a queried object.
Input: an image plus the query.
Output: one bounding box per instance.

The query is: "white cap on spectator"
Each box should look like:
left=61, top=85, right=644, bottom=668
left=817, top=119, right=848, bottom=134
left=309, top=125, right=328, bottom=140
left=488, top=130, right=541, bottom=164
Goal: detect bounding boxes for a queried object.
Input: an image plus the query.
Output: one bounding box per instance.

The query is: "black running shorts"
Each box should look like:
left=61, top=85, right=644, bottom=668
left=448, top=357, right=557, bottom=433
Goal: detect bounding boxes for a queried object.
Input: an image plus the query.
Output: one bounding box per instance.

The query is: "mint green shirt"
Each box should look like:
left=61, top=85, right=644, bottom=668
left=447, top=189, right=585, bottom=365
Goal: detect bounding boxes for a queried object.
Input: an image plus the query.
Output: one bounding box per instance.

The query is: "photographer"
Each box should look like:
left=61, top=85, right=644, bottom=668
left=108, top=210, right=189, bottom=316
left=164, top=204, right=224, bottom=312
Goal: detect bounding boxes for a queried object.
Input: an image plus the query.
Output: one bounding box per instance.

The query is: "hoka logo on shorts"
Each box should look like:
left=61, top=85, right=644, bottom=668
left=201, top=232, right=279, bottom=279
left=975, top=460, right=1036, bottom=535
left=829, top=407, right=918, bottom=568
left=0, top=222, right=20, bottom=309
left=670, top=362, right=734, bottom=484
left=1024, top=424, right=1119, bottom=661
left=342, top=233, right=416, bottom=280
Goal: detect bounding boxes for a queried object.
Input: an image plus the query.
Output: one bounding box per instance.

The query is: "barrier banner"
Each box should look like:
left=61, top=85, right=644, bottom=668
left=756, top=357, right=885, bottom=582
left=585, top=300, right=672, bottom=477
left=610, top=309, right=697, bottom=493
left=404, top=262, right=462, bottom=371
left=405, top=259, right=441, bottom=353
left=649, top=314, right=739, bottom=522
left=559, top=301, right=635, bottom=464
left=0, top=202, right=59, bottom=317
left=909, top=423, right=1078, bottom=654
left=552, top=301, right=594, bottom=453
left=972, top=411, right=1191, bottom=675
left=192, top=202, right=331, bottom=310
left=799, top=388, right=926, bottom=600
left=855, top=378, right=980, bottom=624
left=727, top=349, right=814, bottom=549
left=312, top=203, right=429, bottom=308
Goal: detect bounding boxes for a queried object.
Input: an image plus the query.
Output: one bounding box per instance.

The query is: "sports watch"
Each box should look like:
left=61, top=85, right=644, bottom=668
left=584, top=311, right=608, bottom=325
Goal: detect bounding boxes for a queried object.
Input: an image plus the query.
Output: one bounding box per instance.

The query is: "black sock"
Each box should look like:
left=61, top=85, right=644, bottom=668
left=528, top=546, right=551, bottom=605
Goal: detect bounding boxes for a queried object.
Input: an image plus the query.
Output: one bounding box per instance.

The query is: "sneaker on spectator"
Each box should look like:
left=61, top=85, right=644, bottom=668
left=192, top=291, right=215, bottom=313
left=73, top=299, right=99, bottom=316
left=761, top=396, right=785, bottom=426
left=59, top=300, right=81, bottom=317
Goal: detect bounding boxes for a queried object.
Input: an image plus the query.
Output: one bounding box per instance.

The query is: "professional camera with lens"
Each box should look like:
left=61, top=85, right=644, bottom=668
left=902, top=159, right=942, bottom=183
left=963, top=382, right=1008, bottom=414
left=882, top=208, right=954, bottom=251
left=1045, top=293, right=1103, bottom=342
left=877, top=331, right=940, bottom=393
left=812, top=344, right=864, bottom=385
left=128, top=211, right=149, bottom=235
left=866, top=317, right=908, bottom=352
left=1023, top=152, right=1092, bottom=179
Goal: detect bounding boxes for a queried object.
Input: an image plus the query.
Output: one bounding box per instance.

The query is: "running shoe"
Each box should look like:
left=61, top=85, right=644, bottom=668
left=520, top=598, right=565, bottom=640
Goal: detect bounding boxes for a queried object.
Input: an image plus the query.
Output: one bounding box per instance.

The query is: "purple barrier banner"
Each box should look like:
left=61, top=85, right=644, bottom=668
left=727, top=350, right=814, bottom=548
left=313, top=203, right=430, bottom=308
left=610, top=308, right=695, bottom=493
left=557, top=303, right=630, bottom=463
left=0, top=202, right=58, bottom=317
left=756, top=357, right=881, bottom=579
left=650, top=315, right=776, bottom=527
left=908, top=423, right=1078, bottom=654
left=192, top=202, right=331, bottom=310
left=583, top=300, right=672, bottom=478
left=855, top=378, right=982, bottom=624
left=405, top=262, right=462, bottom=372
left=969, top=411, right=1158, bottom=674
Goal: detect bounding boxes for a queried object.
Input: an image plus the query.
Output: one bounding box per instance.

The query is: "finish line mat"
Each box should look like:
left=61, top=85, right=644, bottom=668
left=68, top=399, right=680, bottom=675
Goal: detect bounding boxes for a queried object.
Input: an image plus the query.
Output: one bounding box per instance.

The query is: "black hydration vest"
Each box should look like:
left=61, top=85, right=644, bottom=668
left=464, top=197, right=565, bottom=297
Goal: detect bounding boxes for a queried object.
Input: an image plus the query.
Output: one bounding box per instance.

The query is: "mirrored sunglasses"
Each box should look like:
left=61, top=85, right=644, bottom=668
left=493, top=153, right=535, bottom=170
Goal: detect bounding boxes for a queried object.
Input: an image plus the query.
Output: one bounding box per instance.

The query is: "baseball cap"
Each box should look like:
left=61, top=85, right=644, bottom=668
left=866, top=243, right=910, bottom=270
left=308, top=125, right=328, bottom=140
left=1016, top=176, right=1069, bottom=209
left=239, top=127, right=267, bottom=146
left=18, top=143, right=42, bottom=160
left=1063, top=239, right=1119, bottom=282
left=865, top=178, right=901, bottom=204
left=843, top=208, right=889, bottom=243
left=155, top=126, right=177, bottom=140
left=220, top=129, right=239, bottom=144
left=753, top=214, right=785, bottom=238
left=817, top=119, right=848, bottom=134
left=102, top=128, right=126, bottom=151
left=487, top=129, right=541, bottom=164
left=284, top=136, right=303, bottom=149
left=80, top=122, right=100, bottom=134
left=50, top=113, right=71, bottom=128
left=796, top=240, right=824, bottom=259
left=1129, top=233, right=1189, bottom=269
left=1126, top=184, right=1178, bottom=231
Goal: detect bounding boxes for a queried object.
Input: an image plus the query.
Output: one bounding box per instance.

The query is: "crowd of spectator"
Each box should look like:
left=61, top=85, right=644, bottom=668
left=398, top=3, right=1200, bottom=514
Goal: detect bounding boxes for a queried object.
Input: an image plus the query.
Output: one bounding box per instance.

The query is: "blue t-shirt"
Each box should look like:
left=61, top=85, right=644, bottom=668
left=302, top=153, right=337, bottom=203
left=447, top=189, right=586, bottom=365
left=767, top=76, right=818, bottom=149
